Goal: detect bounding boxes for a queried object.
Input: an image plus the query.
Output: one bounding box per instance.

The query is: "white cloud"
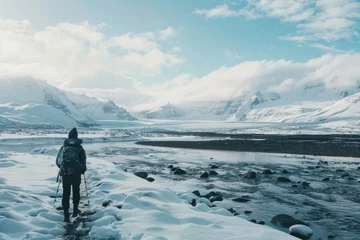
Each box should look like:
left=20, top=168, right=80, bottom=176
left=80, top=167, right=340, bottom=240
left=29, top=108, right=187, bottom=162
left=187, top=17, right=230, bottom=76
left=0, top=19, right=184, bottom=92
left=309, top=43, right=347, bottom=53
left=158, top=26, right=177, bottom=41
left=136, top=53, right=360, bottom=110
left=194, top=4, right=260, bottom=19
left=172, top=47, right=182, bottom=53
left=195, top=0, right=360, bottom=42
left=108, top=33, right=158, bottom=52
left=225, top=48, right=242, bottom=59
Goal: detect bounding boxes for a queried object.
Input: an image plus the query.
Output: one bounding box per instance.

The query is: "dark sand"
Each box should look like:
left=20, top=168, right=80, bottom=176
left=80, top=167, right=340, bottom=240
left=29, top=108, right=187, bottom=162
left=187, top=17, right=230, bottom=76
left=137, top=131, right=360, bottom=157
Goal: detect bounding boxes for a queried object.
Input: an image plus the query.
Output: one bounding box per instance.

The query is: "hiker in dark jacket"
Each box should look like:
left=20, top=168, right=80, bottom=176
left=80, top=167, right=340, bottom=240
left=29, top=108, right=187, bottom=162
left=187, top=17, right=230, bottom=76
left=56, top=127, right=87, bottom=222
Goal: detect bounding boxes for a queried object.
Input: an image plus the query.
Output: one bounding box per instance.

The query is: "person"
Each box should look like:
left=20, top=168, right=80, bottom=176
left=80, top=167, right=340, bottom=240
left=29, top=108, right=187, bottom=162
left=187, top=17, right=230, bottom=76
left=56, top=127, right=87, bottom=222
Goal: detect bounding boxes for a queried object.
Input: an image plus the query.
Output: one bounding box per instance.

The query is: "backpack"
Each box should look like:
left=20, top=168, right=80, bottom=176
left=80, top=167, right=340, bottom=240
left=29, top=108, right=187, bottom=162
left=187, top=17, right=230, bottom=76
left=60, top=145, right=81, bottom=176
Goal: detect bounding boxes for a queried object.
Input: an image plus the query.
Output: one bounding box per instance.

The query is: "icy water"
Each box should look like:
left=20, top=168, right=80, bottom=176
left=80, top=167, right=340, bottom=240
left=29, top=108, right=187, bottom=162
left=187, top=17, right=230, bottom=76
left=86, top=141, right=360, bottom=240
left=1, top=134, right=360, bottom=240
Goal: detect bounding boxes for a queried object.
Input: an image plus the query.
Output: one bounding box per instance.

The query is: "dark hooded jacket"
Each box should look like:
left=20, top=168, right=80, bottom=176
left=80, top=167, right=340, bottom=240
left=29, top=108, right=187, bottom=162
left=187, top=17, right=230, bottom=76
left=56, top=128, right=87, bottom=175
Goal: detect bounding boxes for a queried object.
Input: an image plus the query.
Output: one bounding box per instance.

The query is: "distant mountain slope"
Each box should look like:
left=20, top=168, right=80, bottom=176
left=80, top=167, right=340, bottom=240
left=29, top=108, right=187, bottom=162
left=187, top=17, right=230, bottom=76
left=0, top=77, right=136, bottom=128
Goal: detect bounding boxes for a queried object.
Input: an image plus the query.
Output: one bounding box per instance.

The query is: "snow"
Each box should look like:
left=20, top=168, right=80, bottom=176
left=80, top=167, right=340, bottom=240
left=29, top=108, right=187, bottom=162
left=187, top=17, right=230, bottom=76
left=0, top=141, right=298, bottom=240
left=289, top=225, right=313, bottom=239
left=0, top=77, right=135, bottom=128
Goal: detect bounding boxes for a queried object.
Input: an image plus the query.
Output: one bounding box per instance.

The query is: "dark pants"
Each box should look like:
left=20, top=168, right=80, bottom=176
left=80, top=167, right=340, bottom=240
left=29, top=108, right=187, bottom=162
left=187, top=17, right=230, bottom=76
left=62, top=174, right=81, bottom=213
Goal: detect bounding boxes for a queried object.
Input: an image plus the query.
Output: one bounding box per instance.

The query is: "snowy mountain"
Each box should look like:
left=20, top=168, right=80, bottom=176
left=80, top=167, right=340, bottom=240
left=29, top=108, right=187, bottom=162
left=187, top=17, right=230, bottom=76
left=140, top=84, right=360, bottom=126
left=0, top=77, right=136, bottom=128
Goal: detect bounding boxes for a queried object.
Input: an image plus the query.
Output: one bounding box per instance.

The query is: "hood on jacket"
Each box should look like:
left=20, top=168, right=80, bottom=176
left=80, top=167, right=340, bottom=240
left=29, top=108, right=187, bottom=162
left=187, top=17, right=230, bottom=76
left=68, top=127, right=78, bottom=139
left=64, top=138, right=83, bottom=146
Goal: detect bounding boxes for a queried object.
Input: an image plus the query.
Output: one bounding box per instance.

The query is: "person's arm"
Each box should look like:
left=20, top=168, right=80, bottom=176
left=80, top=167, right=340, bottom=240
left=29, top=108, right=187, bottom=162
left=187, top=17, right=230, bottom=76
left=78, top=146, right=87, bottom=174
left=56, top=146, right=64, bottom=168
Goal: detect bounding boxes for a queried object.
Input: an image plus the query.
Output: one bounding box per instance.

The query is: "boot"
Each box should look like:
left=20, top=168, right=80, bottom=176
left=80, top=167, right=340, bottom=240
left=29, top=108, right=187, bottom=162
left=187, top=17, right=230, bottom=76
left=72, top=204, right=81, bottom=218
left=64, top=210, right=70, bottom=223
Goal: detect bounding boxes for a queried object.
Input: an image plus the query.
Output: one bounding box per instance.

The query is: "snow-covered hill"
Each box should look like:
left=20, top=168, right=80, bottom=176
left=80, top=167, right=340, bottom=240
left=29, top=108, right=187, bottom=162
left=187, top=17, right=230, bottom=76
left=0, top=77, right=136, bottom=128
left=140, top=84, right=360, bottom=128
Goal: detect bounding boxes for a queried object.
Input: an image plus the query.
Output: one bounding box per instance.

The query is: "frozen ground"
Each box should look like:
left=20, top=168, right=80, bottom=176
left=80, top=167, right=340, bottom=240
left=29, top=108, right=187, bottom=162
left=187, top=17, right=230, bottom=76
left=0, top=130, right=359, bottom=240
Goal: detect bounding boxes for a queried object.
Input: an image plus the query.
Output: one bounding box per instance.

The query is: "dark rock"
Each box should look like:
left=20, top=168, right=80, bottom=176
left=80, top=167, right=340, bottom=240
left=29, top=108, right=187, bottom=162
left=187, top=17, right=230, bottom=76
left=307, top=166, right=315, bottom=170
left=258, top=221, right=265, bottom=225
left=277, top=177, right=291, bottom=183
left=56, top=206, right=63, bottom=211
left=210, top=158, right=214, bottom=160
left=228, top=208, right=236, bottom=214
left=203, top=191, right=222, bottom=199
left=210, top=165, right=219, bottom=169
left=209, top=170, right=219, bottom=176
left=336, top=169, right=345, bottom=172
left=210, top=196, right=223, bottom=202
left=115, top=204, right=123, bottom=209
left=357, top=167, right=360, bottom=170
left=146, top=177, right=155, bottom=182
left=328, top=235, right=335, bottom=239
left=263, top=169, right=273, bottom=174
left=244, top=211, right=253, bottom=214
left=291, top=185, right=298, bottom=188
left=102, top=200, right=112, bottom=207
left=315, top=166, right=321, bottom=169
left=167, top=164, right=173, bottom=169
left=348, top=177, right=355, bottom=180
left=234, top=213, right=240, bottom=216
left=171, top=167, right=178, bottom=172
left=341, top=173, right=350, bottom=178
left=174, top=168, right=187, bottom=175
left=242, top=170, right=257, bottom=179
left=322, top=177, right=330, bottom=182
left=191, top=199, right=196, bottom=207
left=233, top=197, right=251, bottom=203
left=192, top=190, right=201, bottom=197
left=250, top=219, right=257, bottom=223
left=200, top=172, right=209, bottom=179
left=301, top=182, right=310, bottom=187
left=271, top=214, right=307, bottom=228
left=134, top=172, right=148, bottom=179
left=282, top=169, right=290, bottom=174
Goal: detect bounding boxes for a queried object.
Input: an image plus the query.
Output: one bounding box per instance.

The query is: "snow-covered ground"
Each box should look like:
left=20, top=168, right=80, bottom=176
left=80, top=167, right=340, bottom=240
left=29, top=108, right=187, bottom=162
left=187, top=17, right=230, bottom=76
left=1, top=131, right=360, bottom=239
left=0, top=137, right=301, bottom=240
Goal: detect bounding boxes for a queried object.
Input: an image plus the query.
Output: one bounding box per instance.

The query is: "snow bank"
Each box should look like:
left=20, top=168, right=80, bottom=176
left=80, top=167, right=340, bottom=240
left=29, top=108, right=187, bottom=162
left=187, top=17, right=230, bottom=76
left=0, top=151, right=297, bottom=240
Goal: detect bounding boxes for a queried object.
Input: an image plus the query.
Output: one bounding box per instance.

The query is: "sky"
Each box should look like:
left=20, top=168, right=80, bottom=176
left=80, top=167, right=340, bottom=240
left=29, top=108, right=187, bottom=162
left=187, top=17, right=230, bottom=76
left=1, top=0, right=360, bottom=111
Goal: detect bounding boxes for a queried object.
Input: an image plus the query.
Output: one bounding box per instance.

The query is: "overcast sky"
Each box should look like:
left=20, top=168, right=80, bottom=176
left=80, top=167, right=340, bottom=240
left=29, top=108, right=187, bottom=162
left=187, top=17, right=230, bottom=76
left=1, top=0, right=360, bottom=111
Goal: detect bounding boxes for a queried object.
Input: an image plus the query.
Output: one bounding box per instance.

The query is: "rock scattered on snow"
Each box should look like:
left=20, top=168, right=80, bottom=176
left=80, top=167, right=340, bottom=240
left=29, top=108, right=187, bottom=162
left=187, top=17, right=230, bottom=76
left=289, top=225, right=313, bottom=240
left=322, top=177, right=330, bottom=181
left=263, top=169, right=274, bottom=174
left=242, top=170, right=257, bottom=179
left=277, top=177, right=291, bottom=183
left=174, top=168, right=187, bottom=175
left=271, top=214, right=307, bottom=228
left=209, top=170, right=219, bottom=176
left=146, top=177, right=155, bottom=182
left=192, top=190, right=201, bottom=197
left=282, top=169, right=290, bottom=174
left=200, top=172, right=209, bottom=179
left=210, top=196, right=223, bottom=203
left=210, top=164, right=219, bottom=169
left=233, top=197, right=251, bottom=203
left=102, top=199, right=112, bottom=208
left=258, top=221, right=265, bottom=225
left=134, top=172, right=148, bottom=179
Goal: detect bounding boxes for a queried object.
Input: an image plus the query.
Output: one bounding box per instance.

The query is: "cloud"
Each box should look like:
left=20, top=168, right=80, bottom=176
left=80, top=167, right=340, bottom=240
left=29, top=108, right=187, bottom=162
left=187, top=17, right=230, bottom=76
left=195, top=0, right=360, bottom=42
left=224, top=48, right=242, bottom=59
left=194, top=4, right=260, bottom=19
left=108, top=32, right=158, bottom=52
left=309, top=43, right=347, bottom=53
left=172, top=47, right=182, bottom=53
left=135, top=53, right=360, bottom=110
left=0, top=19, right=184, bottom=92
left=158, top=26, right=176, bottom=41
